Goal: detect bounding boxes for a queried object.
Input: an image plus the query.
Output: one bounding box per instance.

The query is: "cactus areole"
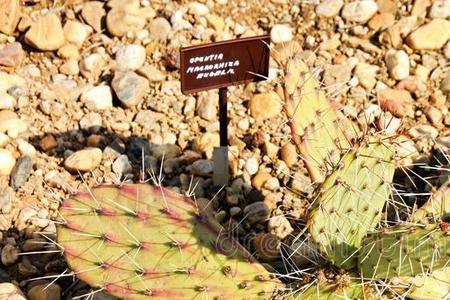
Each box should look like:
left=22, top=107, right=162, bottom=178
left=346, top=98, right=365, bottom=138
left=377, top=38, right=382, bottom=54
left=57, top=184, right=280, bottom=299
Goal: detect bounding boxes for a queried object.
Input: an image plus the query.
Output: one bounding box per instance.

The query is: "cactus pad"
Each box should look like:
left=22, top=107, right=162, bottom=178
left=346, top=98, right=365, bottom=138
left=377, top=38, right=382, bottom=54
left=410, top=178, right=450, bottom=225
left=57, top=184, right=280, bottom=299
left=280, top=57, right=351, bottom=183
left=290, top=278, right=374, bottom=299
left=359, top=224, right=450, bottom=280
left=307, top=136, right=395, bottom=269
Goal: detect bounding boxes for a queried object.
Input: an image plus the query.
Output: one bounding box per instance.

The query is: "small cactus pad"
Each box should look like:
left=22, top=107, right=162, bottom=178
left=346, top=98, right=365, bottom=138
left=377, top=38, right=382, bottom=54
left=409, top=178, right=450, bottom=224
left=307, top=136, right=395, bottom=269
left=57, top=184, right=280, bottom=299
left=359, top=225, right=450, bottom=280
left=392, top=267, right=450, bottom=300
left=280, top=58, right=351, bottom=183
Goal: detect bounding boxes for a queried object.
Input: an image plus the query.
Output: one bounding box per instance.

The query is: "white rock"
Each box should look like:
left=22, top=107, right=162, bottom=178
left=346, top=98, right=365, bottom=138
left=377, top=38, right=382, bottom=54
left=80, top=85, right=113, bottom=110
left=149, top=17, right=171, bottom=40
left=270, top=24, right=293, bottom=43
left=112, top=154, right=132, bottom=177
left=408, top=124, right=439, bottom=139
left=445, top=41, right=450, bottom=59
left=385, top=49, right=409, bottom=81
left=245, top=157, right=259, bottom=175
left=268, top=215, right=293, bottom=239
left=429, top=0, right=450, bottom=19
left=341, top=0, right=378, bottom=23
left=0, top=92, right=16, bottom=109
left=79, top=53, right=106, bottom=80
left=0, top=283, right=26, bottom=300
left=377, top=112, right=401, bottom=134
left=0, top=132, right=8, bottom=147
left=196, top=93, right=217, bottom=121
left=188, top=2, right=209, bottom=15
left=17, top=139, right=36, bottom=156
left=316, top=0, right=344, bottom=17
left=115, top=44, right=146, bottom=71
left=0, top=149, right=15, bottom=175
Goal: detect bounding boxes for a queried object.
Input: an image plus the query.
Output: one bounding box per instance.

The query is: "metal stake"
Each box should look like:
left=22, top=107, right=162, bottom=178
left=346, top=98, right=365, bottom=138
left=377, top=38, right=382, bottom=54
left=213, top=87, right=229, bottom=187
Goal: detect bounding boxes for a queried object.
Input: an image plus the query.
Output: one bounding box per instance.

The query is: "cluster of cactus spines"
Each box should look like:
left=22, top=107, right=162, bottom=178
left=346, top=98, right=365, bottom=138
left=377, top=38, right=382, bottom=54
left=307, top=136, right=396, bottom=269
left=278, top=56, right=351, bottom=183
left=409, top=178, right=450, bottom=225
left=57, top=184, right=281, bottom=299
left=358, top=224, right=450, bottom=280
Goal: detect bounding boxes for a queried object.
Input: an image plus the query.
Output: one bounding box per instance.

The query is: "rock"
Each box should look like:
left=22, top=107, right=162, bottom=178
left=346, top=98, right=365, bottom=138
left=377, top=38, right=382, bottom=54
left=315, top=0, right=344, bottom=17
left=0, top=133, right=8, bottom=148
left=80, top=53, right=106, bottom=80
left=17, top=140, right=35, bottom=157
left=64, top=147, right=102, bottom=173
left=251, top=172, right=272, bottom=189
left=406, top=19, right=450, bottom=50
left=152, top=144, right=181, bottom=160
left=0, top=283, right=26, bottom=300
left=341, top=0, right=378, bottom=23
left=149, top=17, right=171, bottom=40
left=252, top=233, right=281, bottom=262
left=378, top=88, right=413, bottom=117
left=115, top=44, right=146, bottom=71
left=243, top=202, right=270, bottom=224
left=79, top=112, right=102, bottom=131
left=408, top=124, right=438, bottom=139
left=270, top=24, right=293, bottom=44
left=249, top=92, right=282, bottom=120
left=27, top=283, right=61, bottom=300
left=263, top=177, right=280, bottom=191
left=281, top=143, right=297, bottom=168
left=40, top=135, right=57, bottom=152
left=268, top=215, right=293, bottom=239
left=81, top=1, right=105, bottom=32
left=80, top=85, right=113, bottom=110
left=106, top=8, right=146, bottom=37
left=0, top=110, right=27, bottom=137
left=0, top=43, right=24, bottom=67
left=196, top=93, right=217, bottom=121
left=0, top=149, right=15, bottom=175
left=10, top=156, right=32, bottom=189
left=111, top=71, right=149, bottom=107
left=440, top=74, right=450, bottom=93
left=426, top=106, right=443, bottom=126
left=445, top=41, right=450, bottom=59
left=0, top=0, right=20, bottom=35
left=137, top=65, right=165, bottom=82
left=1, top=244, right=18, bottom=265
left=377, top=0, right=397, bottom=13
left=206, top=14, right=225, bottom=31
left=385, top=49, right=409, bottom=80
left=112, top=155, right=132, bottom=178
left=25, top=13, right=65, bottom=51
left=59, top=59, right=79, bottom=75
left=63, top=20, right=92, bottom=48
left=368, top=12, right=395, bottom=31
left=429, top=0, right=450, bottom=18
left=354, top=63, right=379, bottom=90
left=188, top=2, right=209, bottom=15
left=0, top=72, right=26, bottom=93
left=57, top=44, right=79, bottom=60
left=192, top=132, right=220, bottom=158
left=0, top=93, right=16, bottom=110
left=192, top=159, right=213, bottom=176
left=377, top=112, right=401, bottom=134
left=244, top=158, right=259, bottom=175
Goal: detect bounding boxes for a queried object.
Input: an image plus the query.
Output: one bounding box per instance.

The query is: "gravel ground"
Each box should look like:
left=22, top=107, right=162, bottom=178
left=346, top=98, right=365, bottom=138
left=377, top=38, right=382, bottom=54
left=0, top=0, right=450, bottom=299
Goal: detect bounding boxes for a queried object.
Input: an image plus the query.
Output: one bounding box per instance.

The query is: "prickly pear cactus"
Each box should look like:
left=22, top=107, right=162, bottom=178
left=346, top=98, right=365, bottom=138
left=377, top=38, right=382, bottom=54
left=410, top=178, right=450, bottom=224
left=279, top=57, right=351, bottom=183
left=359, top=224, right=450, bottom=280
left=307, top=136, right=395, bottom=269
left=57, top=184, right=280, bottom=300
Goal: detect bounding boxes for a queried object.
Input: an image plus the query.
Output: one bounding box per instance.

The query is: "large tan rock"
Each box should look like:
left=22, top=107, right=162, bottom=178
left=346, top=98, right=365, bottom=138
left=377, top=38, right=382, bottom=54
left=406, top=19, right=450, bottom=50
left=249, top=92, right=283, bottom=121
left=0, top=0, right=20, bottom=35
left=64, top=148, right=102, bottom=173
left=25, top=13, right=65, bottom=51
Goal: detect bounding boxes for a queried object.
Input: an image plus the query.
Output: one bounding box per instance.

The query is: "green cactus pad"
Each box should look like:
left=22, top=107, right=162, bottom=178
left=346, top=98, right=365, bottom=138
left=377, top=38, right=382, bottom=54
left=57, top=184, right=280, bottom=300
left=307, top=136, right=395, bottom=269
left=281, top=58, right=351, bottom=183
left=359, top=225, right=450, bottom=280
left=409, top=178, right=450, bottom=225
left=392, top=267, right=450, bottom=300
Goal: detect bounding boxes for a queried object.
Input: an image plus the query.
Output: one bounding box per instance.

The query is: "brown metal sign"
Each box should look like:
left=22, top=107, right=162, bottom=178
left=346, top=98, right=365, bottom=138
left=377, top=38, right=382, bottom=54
left=180, top=35, right=270, bottom=94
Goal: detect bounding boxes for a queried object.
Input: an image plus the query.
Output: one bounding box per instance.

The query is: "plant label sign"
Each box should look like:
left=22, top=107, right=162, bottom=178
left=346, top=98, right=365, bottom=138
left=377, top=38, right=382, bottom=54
left=180, top=35, right=270, bottom=94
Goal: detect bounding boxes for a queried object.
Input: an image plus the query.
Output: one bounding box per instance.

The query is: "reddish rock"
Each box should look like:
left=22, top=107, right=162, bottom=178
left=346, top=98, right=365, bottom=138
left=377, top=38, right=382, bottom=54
left=378, top=88, right=413, bottom=118
left=0, top=43, right=24, bottom=67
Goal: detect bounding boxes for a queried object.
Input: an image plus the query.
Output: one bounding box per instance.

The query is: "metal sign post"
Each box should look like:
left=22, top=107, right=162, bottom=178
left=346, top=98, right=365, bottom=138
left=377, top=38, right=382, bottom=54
left=180, top=35, right=270, bottom=187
